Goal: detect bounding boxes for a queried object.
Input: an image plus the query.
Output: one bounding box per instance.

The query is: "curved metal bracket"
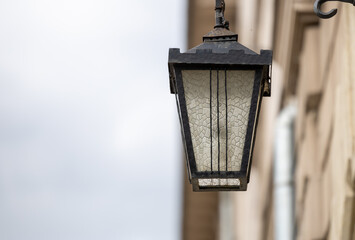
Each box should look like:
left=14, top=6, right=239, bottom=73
left=314, top=0, right=355, bottom=19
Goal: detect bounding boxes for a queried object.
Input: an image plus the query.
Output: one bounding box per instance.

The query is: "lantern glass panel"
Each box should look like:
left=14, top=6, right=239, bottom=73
left=198, top=178, right=241, bottom=186
left=182, top=69, right=255, bottom=173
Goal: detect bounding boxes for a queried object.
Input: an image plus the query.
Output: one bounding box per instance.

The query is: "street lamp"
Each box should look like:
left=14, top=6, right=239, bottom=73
left=168, top=0, right=272, bottom=191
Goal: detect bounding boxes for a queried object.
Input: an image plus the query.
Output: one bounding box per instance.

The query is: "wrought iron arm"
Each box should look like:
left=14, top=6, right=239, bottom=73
left=215, top=0, right=229, bottom=29
left=314, top=0, right=355, bottom=19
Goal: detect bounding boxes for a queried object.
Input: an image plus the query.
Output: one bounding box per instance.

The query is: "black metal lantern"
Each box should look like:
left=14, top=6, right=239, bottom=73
left=169, top=0, right=272, bottom=191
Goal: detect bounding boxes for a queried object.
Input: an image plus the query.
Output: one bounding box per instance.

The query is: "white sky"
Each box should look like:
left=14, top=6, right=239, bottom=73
left=0, top=0, right=186, bottom=239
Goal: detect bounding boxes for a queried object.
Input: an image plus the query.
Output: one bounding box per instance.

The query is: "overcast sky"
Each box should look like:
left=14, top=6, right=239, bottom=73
left=0, top=0, right=186, bottom=239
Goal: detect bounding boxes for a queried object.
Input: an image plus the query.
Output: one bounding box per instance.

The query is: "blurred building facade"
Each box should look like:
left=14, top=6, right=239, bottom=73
left=182, top=0, right=355, bottom=239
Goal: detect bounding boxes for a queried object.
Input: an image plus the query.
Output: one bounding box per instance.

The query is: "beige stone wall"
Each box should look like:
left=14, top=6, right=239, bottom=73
left=231, top=0, right=278, bottom=239
left=255, top=0, right=355, bottom=239
left=294, top=3, right=355, bottom=239
left=182, top=0, right=355, bottom=239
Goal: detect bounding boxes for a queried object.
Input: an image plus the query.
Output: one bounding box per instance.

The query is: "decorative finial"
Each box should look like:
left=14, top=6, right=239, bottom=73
left=215, top=0, right=229, bottom=29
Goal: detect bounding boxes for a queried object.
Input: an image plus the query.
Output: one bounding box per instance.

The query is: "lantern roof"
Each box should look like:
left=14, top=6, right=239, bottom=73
left=169, top=26, right=272, bottom=65
left=168, top=28, right=272, bottom=94
left=186, top=25, right=254, bottom=54
left=185, top=41, right=257, bottom=55
left=202, top=27, right=238, bottom=41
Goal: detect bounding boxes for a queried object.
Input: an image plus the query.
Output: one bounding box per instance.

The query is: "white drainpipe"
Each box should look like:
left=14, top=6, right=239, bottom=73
left=274, top=104, right=296, bottom=240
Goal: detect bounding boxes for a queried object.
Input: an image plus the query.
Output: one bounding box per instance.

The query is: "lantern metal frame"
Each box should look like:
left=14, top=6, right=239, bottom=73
left=168, top=0, right=272, bottom=191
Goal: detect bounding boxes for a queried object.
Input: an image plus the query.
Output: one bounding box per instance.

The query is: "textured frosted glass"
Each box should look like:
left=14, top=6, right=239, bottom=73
left=198, top=178, right=241, bottom=187
left=182, top=70, right=255, bottom=172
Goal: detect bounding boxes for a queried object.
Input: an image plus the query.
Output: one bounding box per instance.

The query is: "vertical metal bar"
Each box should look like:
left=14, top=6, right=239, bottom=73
left=217, top=70, right=220, bottom=172
left=210, top=69, right=213, bottom=172
left=225, top=69, right=228, bottom=171
left=175, top=88, right=191, bottom=182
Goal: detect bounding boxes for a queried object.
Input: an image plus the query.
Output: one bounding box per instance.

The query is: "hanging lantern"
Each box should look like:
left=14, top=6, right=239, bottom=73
left=169, top=0, right=272, bottom=191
